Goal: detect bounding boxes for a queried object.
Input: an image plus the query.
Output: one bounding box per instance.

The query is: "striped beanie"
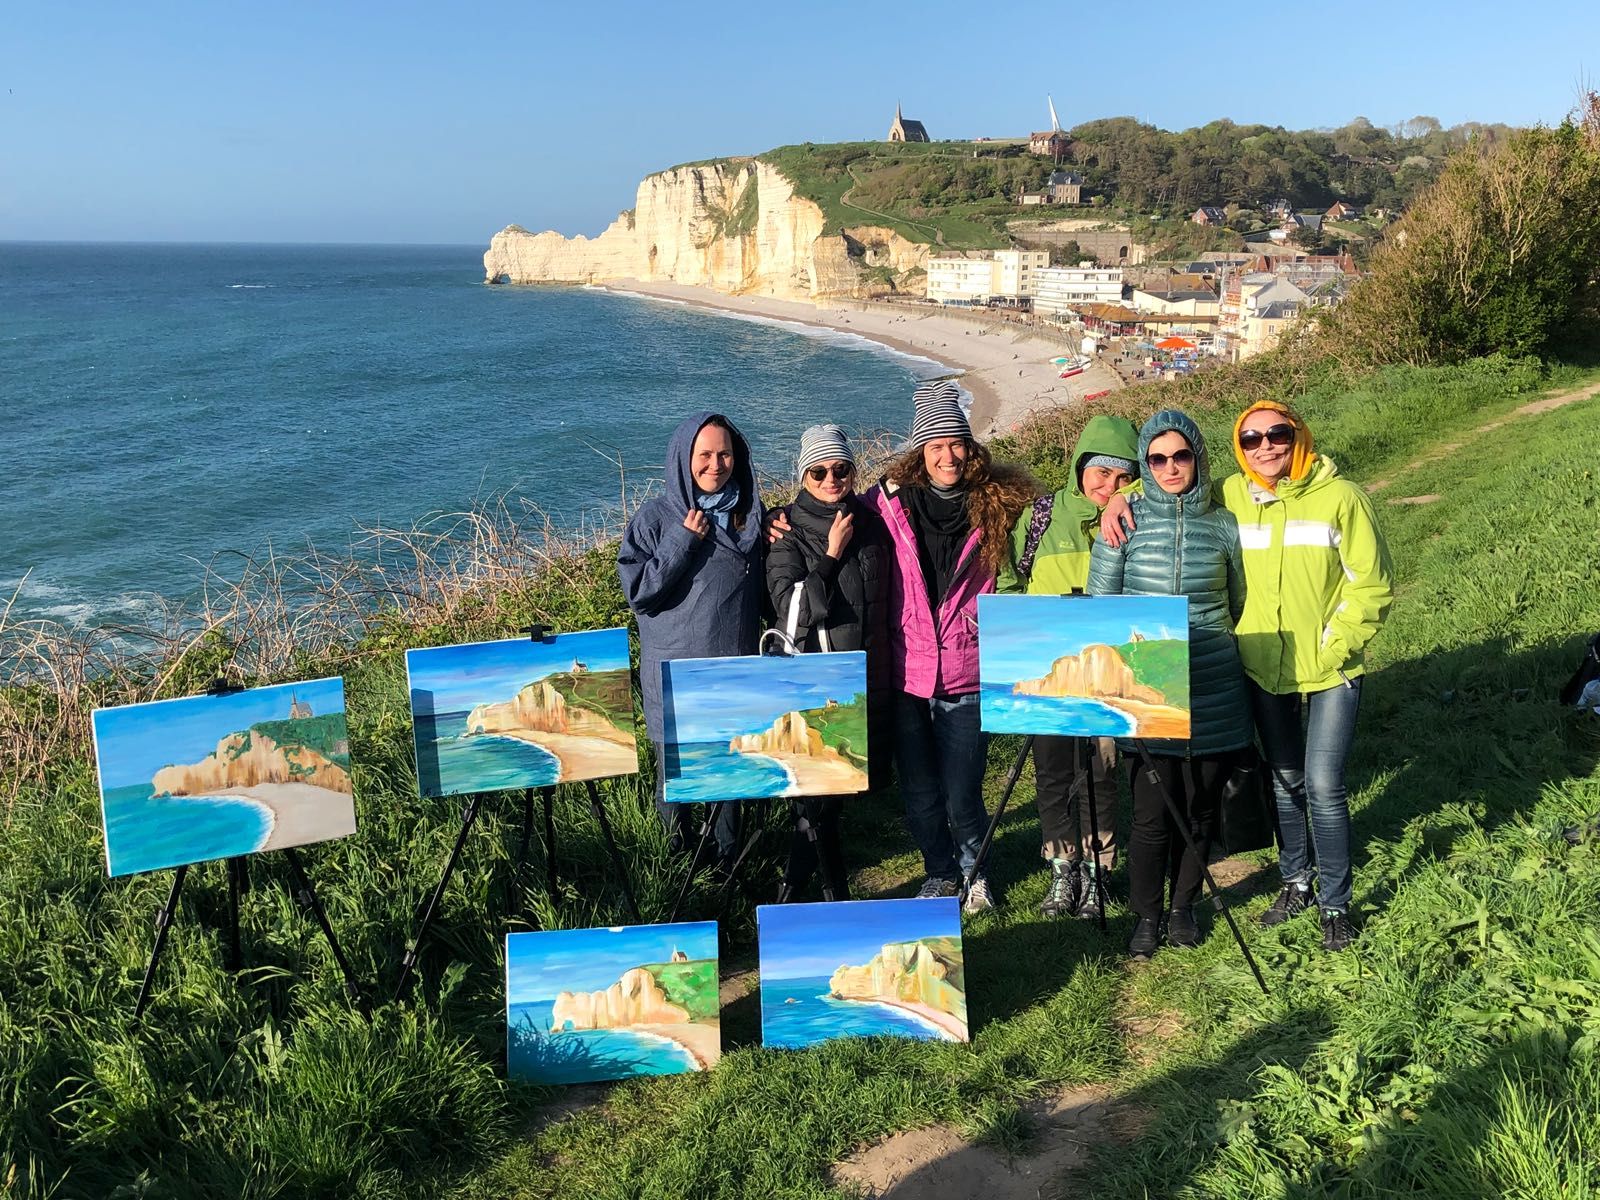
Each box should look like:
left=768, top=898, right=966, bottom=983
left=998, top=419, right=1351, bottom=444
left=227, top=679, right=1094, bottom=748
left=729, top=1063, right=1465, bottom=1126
left=797, top=423, right=854, bottom=475
left=1082, top=453, right=1136, bottom=475
left=907, top=379, right=971, bottom=449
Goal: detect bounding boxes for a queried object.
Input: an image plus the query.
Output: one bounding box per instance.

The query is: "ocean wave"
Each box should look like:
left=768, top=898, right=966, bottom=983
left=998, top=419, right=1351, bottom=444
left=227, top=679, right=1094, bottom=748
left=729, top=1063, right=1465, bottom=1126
left=227, top=283, right=273, bottom=289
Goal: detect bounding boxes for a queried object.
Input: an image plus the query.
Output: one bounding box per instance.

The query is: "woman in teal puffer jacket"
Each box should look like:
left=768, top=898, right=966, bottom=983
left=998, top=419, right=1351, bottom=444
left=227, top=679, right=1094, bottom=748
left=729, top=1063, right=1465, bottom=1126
left=1087, top=409, right=1251, bottom=959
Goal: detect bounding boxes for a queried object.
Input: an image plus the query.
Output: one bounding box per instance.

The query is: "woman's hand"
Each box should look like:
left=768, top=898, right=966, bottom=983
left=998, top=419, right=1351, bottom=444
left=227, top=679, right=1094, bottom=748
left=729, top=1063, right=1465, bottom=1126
left=1100, top=494, right=1135, bottom=547
left=764, top=508, right=792, bottom=544
left=826, top=510, right=854, bottom=559
left=683, top=510, right=710, bottom=539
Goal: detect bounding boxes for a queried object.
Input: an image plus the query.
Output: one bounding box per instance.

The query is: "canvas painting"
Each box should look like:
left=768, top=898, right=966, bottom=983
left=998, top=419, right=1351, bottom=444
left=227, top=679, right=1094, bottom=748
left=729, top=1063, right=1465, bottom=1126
left=978, top=594, right=1191, bottom=739
left=406, top=629, right=639, bottom=798
left=660, top=652, right=869, bottom=803
left=506, top=921, right=720, bottom=1084
left=92, top=678, right=357, bottom=878
left=757, top=897, right=969, bottom=1049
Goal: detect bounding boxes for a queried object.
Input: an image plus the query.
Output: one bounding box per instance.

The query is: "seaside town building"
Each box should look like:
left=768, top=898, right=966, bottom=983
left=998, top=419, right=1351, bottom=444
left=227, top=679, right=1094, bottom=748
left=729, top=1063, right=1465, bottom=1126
left=1032, top=265, right=1126, bottom=318
left=887, top=104, right=930, bottom=143
left=1018, top=170, right=1085, bottom=206
left=1029, top=95, right=1072, bottom=159
left=925, top=250, right=1048, bottom=305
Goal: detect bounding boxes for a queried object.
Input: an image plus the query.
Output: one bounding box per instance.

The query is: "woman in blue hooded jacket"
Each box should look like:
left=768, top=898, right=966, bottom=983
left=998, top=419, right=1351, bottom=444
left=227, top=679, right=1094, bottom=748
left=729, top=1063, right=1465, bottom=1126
left=618, top=412, right=765, bottom=864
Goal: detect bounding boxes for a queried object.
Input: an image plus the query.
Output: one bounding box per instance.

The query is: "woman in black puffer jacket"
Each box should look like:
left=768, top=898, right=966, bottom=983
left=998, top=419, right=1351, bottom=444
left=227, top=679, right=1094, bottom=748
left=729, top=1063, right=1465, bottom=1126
left=765, top=424, right=892, bottom=901
left=1087, top=409, right=1251, bottom=959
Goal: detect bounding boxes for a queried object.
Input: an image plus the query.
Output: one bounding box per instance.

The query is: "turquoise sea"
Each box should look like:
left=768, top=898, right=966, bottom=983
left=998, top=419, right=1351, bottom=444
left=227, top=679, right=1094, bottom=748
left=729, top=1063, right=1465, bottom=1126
left=663, top=741, right=792, bottom=803
left=101, top=783, right=272, bottom=877
left=759, top=975, right=957, bottom=1049
left=978, top=685, right=1138, bottom=737
left=413, top=710, right=562, bottom=798
left=2, top=243, right=935, bottom=629
left=507, top=999, right=699, bottom=1084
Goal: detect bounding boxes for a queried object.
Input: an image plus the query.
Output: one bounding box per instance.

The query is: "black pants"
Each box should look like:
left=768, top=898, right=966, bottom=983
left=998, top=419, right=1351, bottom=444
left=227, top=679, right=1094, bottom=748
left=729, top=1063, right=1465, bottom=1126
left=1127, top=751, right=1236, bottom=919
left=783, top=795, right=847, bottom=898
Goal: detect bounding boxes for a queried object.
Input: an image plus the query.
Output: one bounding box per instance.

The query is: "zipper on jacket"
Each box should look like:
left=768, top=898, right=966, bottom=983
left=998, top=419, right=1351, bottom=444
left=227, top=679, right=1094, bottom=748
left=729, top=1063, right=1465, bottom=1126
left=1175, top=497, right=1191, bottom=762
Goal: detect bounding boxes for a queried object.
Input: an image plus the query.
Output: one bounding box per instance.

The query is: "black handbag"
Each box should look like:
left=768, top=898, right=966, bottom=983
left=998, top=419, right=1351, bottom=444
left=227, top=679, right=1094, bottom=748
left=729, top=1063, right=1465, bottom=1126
left=1216, top=748, right=1277, bottom=855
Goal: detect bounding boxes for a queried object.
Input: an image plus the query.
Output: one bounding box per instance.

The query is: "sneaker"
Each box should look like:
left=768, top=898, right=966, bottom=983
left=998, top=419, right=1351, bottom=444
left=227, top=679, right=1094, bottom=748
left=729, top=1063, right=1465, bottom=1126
left=1127, top=915, right=1161, bottom=960
left=916, top=876, right=960, bottom=900
left=1166, top=906, right=1200, bottom=948
left=1321, top=908, right=1354, bottom=951
left=1259, top=882, right=1314, bottom=927
left=1040, top=860, right=1081, bottom=918
left=1075, top=861, right=1105, bottom=920
left=963, top=875, right=996, bottom=914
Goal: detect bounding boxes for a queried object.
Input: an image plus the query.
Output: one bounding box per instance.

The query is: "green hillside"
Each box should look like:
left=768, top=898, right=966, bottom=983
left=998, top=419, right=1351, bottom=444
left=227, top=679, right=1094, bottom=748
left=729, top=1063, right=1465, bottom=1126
left=800, top=691, right=869, bottom=767
left=641, top=959, right=718, bottom=1021
left=1116, top=638, right=1189, bottom=709
left=543, top=667, right=633, bottom=735
left=246, top=714, right=350, bottom=770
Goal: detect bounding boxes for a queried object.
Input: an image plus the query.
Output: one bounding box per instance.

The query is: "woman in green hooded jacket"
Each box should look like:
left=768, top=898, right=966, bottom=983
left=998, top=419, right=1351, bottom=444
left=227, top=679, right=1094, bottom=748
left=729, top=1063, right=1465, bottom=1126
left=1087, top=409, right=1251, bottom=959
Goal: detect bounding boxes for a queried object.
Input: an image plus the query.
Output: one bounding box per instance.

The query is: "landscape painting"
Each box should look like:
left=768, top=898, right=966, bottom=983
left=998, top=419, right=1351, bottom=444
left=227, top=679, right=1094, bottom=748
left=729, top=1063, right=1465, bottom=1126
left=92, top=678, right=357, bottom=878
left=977, top=594, right=1191, bottom=739
left=757, top=897, right=968, bottom=1049
left=506, top=921, right=720, bottom=1085
left=659, top=652, right=868, bottom=803
left=406, top=629, right=639, bottom=798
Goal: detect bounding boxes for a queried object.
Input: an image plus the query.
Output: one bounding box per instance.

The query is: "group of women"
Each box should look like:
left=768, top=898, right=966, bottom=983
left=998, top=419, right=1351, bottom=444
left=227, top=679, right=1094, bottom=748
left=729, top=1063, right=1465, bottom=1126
left=617, top=377, right=1393, bottom=957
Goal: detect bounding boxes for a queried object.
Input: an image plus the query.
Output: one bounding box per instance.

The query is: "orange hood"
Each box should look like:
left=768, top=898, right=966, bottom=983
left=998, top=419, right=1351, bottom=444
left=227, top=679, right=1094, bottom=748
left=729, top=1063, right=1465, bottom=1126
left=1233, top=400, right=1315, bottom=491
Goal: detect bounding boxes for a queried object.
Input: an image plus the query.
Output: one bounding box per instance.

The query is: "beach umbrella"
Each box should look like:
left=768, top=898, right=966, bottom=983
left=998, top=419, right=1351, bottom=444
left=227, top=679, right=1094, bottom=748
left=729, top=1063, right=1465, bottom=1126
left=1156, top=336, right=1196, bottom=351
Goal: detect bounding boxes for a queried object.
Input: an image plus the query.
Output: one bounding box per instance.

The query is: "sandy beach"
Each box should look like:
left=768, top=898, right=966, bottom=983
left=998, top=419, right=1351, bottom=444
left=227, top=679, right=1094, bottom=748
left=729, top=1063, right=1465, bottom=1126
left=839, top=996, right=968, bottom=1043
left=1102, top=698, right=1191, bottom=739
left=599, top=279, right=1125, bottom=439
left=211, top=782, right=357, bottom=852
left=748, top=747, right=869, bottom=796
left=493, top=728, right=640, bottom=782
left=636, top=1021, right=722, bottom=1069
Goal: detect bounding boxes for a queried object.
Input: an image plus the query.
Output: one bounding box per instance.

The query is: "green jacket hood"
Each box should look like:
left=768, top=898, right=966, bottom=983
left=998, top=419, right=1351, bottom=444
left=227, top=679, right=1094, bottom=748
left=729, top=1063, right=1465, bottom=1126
left=1137, top=409, right=1211, bottom=510
left=1069, top=415, right=1141, bottom=499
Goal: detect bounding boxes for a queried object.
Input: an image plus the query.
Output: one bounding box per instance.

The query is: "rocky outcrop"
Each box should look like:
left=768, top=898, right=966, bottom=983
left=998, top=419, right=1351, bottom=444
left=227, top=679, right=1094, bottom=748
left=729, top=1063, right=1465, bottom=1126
left=1012, top=643, right=1167, bottom=705
left=730, top=710, right=839, bottom=761
left=466, top=677, right=631, bottom=746
left=549, top=967, right=690, bottom=1031
left=483, top=160, right=929, bottom=301
left=152, top=732, right=350, bottom=796
left=829, top=939, right=966, bottom=1020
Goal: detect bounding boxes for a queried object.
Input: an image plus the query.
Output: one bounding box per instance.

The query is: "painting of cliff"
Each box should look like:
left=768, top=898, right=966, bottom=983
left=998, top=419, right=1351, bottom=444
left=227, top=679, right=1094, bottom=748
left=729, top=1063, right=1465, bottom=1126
left=757, top=897, right=968, bottom=1049
left=406, top=629, right=639, bottom=798
left=659, top=651, right=869, bottom=803
left=91, top=678, right=356, bottom=878
left=505, top=921, right=720, bottom=1084
left=977, top=595, right=1191, bottom=739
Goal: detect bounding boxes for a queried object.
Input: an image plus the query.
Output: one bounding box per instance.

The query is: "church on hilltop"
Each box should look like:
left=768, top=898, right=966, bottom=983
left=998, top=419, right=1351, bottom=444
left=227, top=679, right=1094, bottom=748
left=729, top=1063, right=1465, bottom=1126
left=887, top=103, right=929, bottom=143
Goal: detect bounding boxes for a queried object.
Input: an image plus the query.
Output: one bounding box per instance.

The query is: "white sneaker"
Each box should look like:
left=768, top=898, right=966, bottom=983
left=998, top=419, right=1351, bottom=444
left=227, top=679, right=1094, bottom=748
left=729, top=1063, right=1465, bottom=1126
left=916, top=876, right=960, bottom=900
left=963, top=876, right=995, bottom=914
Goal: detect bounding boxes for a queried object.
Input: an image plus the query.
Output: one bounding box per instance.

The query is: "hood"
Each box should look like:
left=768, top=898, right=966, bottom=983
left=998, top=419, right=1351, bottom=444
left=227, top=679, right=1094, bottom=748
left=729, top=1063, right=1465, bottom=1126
left=1231, top=400, right=1316, bottom=492
left=664, top=411, right=756, bottom=519
left=1137, top=408, right=1210, bottom=509
left=1069, top=415, right=1140, bottom=499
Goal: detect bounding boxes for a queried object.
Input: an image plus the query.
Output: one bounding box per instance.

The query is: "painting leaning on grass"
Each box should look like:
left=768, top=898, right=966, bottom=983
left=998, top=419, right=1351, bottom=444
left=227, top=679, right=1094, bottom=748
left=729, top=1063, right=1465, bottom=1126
left=92, top=677, right=357, bottom=878
left=977, top=593, right=1192, bottom=739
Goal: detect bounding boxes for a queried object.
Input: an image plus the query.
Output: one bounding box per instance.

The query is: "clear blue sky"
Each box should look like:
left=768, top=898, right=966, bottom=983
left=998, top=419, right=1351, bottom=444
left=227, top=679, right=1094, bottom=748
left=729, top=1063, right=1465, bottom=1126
left=507, top=921, right=717, bottom=1001
left=758, top=897, right=961, bottom=981
left=406, top=628, right=630, bottom=715
left=3, top=1, right=1591, bottom=244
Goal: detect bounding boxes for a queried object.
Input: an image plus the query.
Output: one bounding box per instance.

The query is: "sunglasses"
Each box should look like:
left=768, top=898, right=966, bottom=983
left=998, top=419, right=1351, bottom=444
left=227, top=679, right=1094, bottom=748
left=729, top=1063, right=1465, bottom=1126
left=1238, top=423, right=1294, bottom=451
left=1146, top=449, right=1195, bottom=470
left=805, top=463, right=854, bottom=482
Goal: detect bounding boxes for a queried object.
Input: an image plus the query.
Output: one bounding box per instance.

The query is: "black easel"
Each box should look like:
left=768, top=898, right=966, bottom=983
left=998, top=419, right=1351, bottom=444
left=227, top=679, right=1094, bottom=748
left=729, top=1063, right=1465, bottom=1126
left=132, top=677, right=367, bottom=1021
left=1078, top=737, right=1110, bottom=931
left=962, top=734, right=1033, bottom=901
left=394, top=625, right=641, bottom=1000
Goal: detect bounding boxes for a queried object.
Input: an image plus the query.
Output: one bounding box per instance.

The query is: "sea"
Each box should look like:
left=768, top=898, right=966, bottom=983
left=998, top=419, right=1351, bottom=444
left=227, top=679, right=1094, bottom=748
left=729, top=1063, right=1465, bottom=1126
left=2, top=242, right=942, bottom=630
left=662, top=741, right=793, bottom=803
left=759, top=975, right=958, bottom=1049
left=412, top=710, right=561, bottom=798
left=101, top=783, right=272, bottom=877
left=978, top=685, right=1138, bottom=738
left=507, top=998, right=699, bottom=1084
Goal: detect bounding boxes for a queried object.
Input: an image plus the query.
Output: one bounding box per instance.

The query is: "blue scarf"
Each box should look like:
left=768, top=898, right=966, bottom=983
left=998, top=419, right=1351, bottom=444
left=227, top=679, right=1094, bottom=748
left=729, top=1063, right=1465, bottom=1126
left=695, top=486, right=741, bottom=531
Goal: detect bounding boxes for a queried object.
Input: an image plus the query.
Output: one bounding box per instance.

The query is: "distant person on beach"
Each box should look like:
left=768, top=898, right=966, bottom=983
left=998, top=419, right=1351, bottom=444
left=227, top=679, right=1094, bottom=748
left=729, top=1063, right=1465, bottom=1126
left=864, top=381, right=1037, bottom=912
left=1100, top=402, right=1393, bottom=951
left=619, top=412, right=764, bottom=869
left=1088, top=410, right=1251, bottom=960
left=996, top=414, right=1140, bottom=921
left=763, top=424, right=892, bottom=902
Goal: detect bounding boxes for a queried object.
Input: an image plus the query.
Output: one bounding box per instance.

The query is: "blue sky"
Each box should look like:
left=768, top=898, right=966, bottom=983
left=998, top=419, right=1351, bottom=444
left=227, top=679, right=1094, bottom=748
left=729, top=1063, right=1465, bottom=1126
left=662, top=651, right=865, bottom=743
left=978, top=594, right=1187, bottom=683
left=758, top=897, right=962, bottom=981
left=93, top=676, right=345, bottom=789
left=507, top=921, right=717, bottom=1001
left=407, top=628, right=630, bottom=715
left=3, top=1, right=1591, bottom=243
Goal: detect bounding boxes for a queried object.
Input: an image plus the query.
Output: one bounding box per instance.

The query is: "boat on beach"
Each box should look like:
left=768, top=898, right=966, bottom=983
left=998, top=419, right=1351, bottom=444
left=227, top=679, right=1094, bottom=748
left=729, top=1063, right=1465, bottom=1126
left=1057, top=354, right=1092, bottom=379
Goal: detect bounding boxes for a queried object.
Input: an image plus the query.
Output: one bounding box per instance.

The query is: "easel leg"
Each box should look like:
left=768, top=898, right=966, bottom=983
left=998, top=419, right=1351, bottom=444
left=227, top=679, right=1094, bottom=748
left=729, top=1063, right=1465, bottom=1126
left=668, top=802, right=718, bottom=923
left=541, top=785, right=558, bottom=895
left=283, top=849, right=369, bottom=1015
left=585, top=780, right=642, bottom=922
left=714, top=802, right=766, bottom=919
left=1080, top=741, right=1108, bottom=932
left=961, top=736, right=1034, bottom=901
left=395, top=794, right=484, bottom=1000
left=1134, top=745, right=1269, bottom=995
left=225, top=857, right=246, bottom=971
left=133, top=865, right=189, bottom=1021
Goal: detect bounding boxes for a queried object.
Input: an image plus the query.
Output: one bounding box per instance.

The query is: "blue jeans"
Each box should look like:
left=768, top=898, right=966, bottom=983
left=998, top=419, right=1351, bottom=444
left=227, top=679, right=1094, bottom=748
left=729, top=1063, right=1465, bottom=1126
left=1251, top=678, right=1362, bottom=913
left=892, top=691, right=990, bottom=882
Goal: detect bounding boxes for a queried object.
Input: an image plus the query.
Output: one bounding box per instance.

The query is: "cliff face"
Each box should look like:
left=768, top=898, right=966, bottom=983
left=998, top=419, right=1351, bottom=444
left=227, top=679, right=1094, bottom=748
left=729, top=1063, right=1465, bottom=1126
left=467, top=678, right=630, bottom=745
left=549, top=967, right=690, bottom=1031
left=730, top=710, right=841, bottom=761
left=152, top=731, right=350, bottom=796
left=1012, top=643, right=1167, bottom=705
left=483, top=160, right=928, bottom=301
left=829, top=938, right=966, bottom=1019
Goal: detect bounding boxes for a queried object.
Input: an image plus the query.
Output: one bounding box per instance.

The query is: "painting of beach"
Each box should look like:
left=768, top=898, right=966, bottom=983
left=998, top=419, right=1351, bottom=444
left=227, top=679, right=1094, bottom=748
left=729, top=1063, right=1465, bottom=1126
left=506, top=921, right=720, bottom=1085
left=659, top=652, right=869, bottom=803
left=977, top=594, right=1191, bottom=739
left=757, top=897, right=968, bottom=1049
left=92, top=678, right=356, bottom=878
left=406, top=629, right=639, bottom=798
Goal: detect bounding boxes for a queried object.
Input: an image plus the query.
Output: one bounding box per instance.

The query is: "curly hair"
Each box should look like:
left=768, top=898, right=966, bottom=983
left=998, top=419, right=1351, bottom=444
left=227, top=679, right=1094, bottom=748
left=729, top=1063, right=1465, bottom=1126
left=883, top=439, right=1039, bottom=576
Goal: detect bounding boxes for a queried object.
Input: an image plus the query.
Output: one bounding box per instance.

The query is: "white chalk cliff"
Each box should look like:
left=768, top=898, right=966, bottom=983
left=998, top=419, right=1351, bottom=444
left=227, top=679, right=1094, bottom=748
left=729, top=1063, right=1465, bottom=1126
left=483, top=159, right=928, bottom=301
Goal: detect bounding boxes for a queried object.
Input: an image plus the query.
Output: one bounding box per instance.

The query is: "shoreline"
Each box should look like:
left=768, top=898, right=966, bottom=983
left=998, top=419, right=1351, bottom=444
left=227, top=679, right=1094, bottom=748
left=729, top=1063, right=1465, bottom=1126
left=836, top=994, right=967, bottom=1042
left=482, top=727, right=639, bottom=782
left=1099, top=697, right=1191, bottom=739
left=631, top=1021, right=721, bottom=1070
left=203, top=782, right=357, bottom=852
left=746, top=747, right=869, bottom=796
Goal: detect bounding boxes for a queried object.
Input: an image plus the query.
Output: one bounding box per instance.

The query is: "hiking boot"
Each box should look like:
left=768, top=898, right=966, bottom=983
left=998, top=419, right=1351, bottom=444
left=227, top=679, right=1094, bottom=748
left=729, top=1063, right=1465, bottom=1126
left=1321, top=908, right=1354, bottom=952
left=1259, top=882, right=1314, bottom=927
left=963, top=875, right=996, bottom=914
left=1040, top=860, right=1082, bottom=918
left=1166, top=906, right=1201, bottom=948
left=1127, top=916, right=1161, bottom=960
left=916, top=876, right=960, bottom=900
left=1076, top=861, right=1106, bottom=920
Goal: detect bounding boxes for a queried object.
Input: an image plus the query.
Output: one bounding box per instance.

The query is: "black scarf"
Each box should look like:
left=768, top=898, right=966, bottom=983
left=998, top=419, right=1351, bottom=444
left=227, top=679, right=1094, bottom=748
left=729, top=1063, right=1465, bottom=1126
left=904, top=483, right=970, bottom=607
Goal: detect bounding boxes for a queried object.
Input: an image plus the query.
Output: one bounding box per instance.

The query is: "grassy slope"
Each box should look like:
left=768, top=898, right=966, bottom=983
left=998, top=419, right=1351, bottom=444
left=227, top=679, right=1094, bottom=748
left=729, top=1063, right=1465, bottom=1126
left=545, top=667, right=633, bottom=736
left=641, top=960, right=718, bottom=1023
left=801, top=692, right=869, bottom=768
left=249, top=714, right=351, bottom=770
left=1116, top=639, right=1189, bottom=709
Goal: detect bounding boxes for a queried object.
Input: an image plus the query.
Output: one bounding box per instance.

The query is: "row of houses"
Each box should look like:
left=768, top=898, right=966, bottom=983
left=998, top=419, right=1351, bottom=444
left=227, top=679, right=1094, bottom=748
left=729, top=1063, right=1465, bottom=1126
left=1192, top=199, right=1365, bottom=226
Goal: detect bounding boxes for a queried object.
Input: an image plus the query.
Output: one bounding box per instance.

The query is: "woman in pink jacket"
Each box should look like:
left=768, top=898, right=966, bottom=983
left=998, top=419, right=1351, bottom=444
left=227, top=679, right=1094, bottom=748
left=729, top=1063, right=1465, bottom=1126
left=863, top=381, right=1037, bottom=911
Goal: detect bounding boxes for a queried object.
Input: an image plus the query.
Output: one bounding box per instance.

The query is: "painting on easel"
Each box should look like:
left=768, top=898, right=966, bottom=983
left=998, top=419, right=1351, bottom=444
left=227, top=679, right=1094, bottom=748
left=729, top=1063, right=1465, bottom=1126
left=406, top=628, right=639, bottom=798
left=92, top=678, right=357, bottom=878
